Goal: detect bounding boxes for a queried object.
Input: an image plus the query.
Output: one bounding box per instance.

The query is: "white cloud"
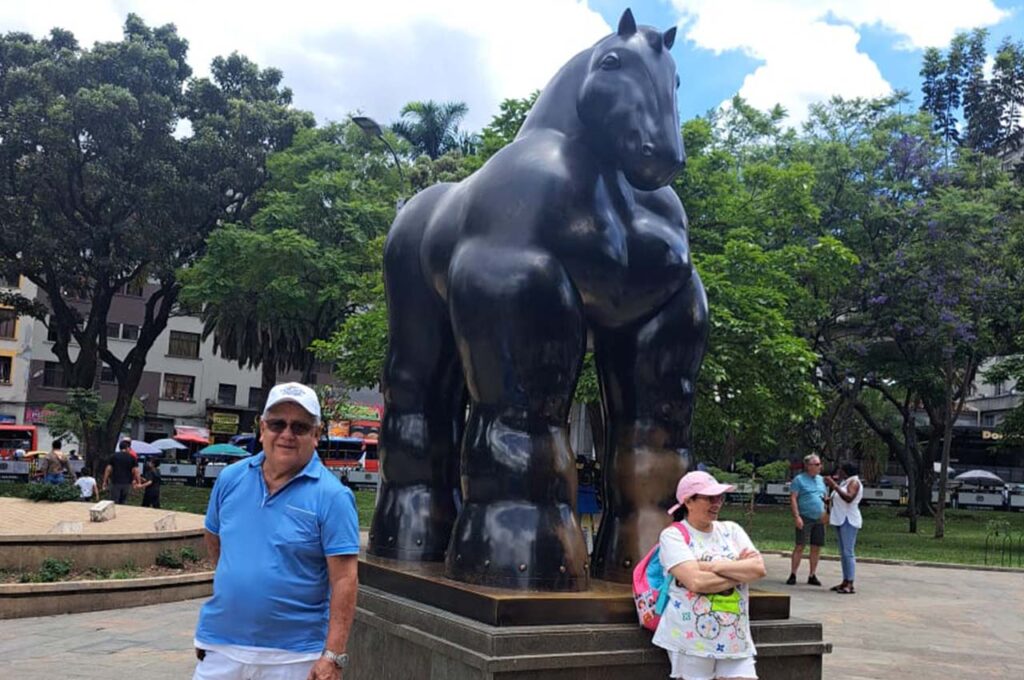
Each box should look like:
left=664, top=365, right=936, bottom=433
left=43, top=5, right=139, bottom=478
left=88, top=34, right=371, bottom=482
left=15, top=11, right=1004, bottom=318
left=669, top=0, right=1009, bottom=122
left=0, top=0, right=611, bottom=130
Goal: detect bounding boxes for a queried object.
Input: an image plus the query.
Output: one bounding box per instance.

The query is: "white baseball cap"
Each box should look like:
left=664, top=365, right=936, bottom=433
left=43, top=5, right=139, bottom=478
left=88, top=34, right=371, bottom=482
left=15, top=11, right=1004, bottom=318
left=262, top=382, right=321, bottom=420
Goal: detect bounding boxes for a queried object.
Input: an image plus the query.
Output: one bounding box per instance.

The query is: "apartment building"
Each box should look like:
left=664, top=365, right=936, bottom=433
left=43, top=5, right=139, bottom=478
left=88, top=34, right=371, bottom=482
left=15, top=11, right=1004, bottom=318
left=965, top=357, right=1021, bottom=428
left=0, top=276, right=38, bottom=426
left=4, top=280, right=357, bottom=450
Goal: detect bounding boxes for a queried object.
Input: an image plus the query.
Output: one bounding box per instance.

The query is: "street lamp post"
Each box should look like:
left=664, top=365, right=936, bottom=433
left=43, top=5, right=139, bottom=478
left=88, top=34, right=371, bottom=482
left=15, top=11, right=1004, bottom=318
left=351, top=115, right=408, bottom=210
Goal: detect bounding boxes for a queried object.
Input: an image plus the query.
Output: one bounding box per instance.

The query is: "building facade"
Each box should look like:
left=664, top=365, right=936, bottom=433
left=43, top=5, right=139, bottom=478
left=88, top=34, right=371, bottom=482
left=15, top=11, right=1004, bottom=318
left=5, top=281, right=365, bottom=451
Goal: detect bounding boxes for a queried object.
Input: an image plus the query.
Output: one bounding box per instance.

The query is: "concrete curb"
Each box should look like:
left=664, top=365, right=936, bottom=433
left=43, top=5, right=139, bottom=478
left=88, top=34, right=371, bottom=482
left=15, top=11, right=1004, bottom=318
left=759, top=549, right=1023, bottom=573
left=0, top=570, right=214, bottom=619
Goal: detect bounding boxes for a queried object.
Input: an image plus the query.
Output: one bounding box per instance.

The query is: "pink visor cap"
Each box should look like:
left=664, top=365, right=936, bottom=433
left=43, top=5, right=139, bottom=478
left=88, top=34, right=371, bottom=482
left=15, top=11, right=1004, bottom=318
left=667, top=471, right=735, bottom=514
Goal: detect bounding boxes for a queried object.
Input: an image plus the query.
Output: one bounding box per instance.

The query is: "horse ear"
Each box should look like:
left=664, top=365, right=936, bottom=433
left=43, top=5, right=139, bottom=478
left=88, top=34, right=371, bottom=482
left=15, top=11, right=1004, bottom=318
left=664, top=26, right=677, bottom=50
left=618, top=8, right=637, bottom=37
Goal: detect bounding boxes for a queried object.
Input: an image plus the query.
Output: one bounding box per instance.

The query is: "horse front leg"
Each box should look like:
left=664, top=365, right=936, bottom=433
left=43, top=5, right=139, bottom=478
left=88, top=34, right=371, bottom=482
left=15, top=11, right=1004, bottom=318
left=445, top=243, right=589, bottom=590
left=591, top=271, right=709, bottom=582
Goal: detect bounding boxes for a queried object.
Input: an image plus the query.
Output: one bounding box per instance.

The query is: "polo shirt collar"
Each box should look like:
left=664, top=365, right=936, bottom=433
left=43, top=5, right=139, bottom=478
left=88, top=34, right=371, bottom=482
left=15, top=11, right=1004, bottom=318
left=248, top=450, right=324, bottom=479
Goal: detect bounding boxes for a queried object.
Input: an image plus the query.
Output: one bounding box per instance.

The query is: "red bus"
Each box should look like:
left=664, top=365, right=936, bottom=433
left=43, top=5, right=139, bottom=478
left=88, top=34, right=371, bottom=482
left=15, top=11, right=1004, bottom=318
left=0, top=424, right=37, bottom=459
left=317, top=436, right=379, bottom=473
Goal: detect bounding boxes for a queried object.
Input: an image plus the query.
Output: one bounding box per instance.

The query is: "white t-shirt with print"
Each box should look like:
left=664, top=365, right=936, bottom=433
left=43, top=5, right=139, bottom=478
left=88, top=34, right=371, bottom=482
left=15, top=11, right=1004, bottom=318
left=650, top=520, right=758, bottom=660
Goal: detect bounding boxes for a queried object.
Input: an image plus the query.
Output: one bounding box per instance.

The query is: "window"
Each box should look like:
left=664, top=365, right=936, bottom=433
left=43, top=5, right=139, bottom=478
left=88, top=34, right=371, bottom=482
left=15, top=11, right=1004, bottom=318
left=248, top=387, right=263, bottom=409
left=105, top=322, right=120, bottom=339
left=982, top=413, right=997, bottom=427
left=43, top=361, right=67, bottom=388
left=0, top=356, right=11, bottom=384
left=121, top=324, right=139, bottom=341
left=0, top=310, right=15, bottom=339
left=162, top=374, right=195, bottom=401
left=121, top=280, right=144, bottom=297
left=168, top=331, right=200, bottom=359
left=218, top=383, right=237, bottom=405
left=100, top=364, right=116, bottom=383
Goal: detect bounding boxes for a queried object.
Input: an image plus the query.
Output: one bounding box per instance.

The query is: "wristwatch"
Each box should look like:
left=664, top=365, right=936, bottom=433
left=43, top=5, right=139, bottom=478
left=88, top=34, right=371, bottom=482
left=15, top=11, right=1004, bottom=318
left=322, top=649, right=349, bottom=669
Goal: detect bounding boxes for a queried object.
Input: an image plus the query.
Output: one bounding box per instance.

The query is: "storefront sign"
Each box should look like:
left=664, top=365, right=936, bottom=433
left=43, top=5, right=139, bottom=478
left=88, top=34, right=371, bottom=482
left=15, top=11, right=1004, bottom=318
left=210, top=412, right=240, bottom=435
left=23, top=405, right=54, bottom=425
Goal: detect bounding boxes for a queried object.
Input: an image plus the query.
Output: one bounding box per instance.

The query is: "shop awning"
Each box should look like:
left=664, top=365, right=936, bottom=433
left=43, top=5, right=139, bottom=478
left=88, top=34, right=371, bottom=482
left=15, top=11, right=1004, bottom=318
left=173, top=425, right=210, bottom=445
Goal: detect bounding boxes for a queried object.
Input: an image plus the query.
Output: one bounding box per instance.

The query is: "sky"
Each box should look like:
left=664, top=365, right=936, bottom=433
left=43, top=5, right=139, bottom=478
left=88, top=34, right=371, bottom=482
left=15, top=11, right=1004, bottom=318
left=1, top=1, right=1022, bottom=131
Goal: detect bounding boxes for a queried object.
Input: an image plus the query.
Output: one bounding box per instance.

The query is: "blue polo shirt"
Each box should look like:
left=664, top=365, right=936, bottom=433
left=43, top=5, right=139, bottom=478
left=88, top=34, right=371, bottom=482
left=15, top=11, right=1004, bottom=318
left=195, top=451, right=359, bottom=653
left=791, top=472, right=827, bottom=520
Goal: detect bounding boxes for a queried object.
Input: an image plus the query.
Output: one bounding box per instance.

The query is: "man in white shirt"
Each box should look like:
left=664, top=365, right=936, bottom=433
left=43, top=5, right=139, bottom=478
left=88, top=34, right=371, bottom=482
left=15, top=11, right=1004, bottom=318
left=75, top=470, right=99, bottom=502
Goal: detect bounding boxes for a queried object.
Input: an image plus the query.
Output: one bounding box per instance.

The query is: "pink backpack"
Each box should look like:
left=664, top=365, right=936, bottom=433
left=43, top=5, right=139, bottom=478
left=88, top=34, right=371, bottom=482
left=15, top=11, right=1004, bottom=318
left=632, top=522, right=691, bottom=631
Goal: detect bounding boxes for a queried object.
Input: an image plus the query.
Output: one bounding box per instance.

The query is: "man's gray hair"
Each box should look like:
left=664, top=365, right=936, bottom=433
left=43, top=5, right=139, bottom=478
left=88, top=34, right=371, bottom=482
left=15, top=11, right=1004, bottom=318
left=803, top=454, right=821, bottom=465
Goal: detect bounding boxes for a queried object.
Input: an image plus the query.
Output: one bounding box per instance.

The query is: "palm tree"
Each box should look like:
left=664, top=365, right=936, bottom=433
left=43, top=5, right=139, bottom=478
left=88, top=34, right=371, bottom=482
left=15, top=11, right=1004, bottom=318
left=391, top=100, right=470, bottom=159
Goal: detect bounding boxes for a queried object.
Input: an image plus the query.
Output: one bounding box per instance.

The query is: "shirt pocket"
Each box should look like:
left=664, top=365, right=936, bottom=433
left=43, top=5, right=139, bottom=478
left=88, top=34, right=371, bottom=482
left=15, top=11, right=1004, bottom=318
left=273, top=504, right=322, bottom=548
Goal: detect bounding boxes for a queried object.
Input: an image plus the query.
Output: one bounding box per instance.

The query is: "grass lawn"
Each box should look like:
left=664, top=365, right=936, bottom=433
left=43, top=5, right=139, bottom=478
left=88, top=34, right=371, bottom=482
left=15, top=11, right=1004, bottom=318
left=718, top=503, right=1024, bottom=567
left=4, top=482, right=1019, bottom=568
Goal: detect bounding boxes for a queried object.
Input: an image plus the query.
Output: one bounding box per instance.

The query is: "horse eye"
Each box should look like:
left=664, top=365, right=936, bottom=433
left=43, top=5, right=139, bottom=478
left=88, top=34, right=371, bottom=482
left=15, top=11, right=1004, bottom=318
left=675, top=75, right=681, bottom=89
left=600, top=53, right=620, bottom=70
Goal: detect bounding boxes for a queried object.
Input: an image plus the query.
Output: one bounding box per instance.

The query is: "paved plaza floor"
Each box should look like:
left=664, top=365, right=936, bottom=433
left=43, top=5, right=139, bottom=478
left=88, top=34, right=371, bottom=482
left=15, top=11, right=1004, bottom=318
left=0, top=554, right=1020, bottom=679
left=0, top=497, right=205, bottom=536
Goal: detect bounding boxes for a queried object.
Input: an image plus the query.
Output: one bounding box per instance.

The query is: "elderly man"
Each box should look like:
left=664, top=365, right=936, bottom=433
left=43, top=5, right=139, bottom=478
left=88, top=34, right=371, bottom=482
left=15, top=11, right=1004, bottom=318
left=786, top=454, right=828, bottom=586
left=194, top=382, right=359, bottom=680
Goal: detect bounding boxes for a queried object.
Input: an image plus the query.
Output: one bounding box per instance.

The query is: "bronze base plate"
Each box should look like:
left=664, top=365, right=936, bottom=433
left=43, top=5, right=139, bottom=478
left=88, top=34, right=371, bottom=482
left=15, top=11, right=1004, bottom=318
left=358, top=552, right=790, bottom=627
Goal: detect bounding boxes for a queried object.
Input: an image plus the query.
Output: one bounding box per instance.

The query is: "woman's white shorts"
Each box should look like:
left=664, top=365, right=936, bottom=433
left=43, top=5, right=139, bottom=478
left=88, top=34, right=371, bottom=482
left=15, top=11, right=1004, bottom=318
left=668, top=651, right=757, bottom=680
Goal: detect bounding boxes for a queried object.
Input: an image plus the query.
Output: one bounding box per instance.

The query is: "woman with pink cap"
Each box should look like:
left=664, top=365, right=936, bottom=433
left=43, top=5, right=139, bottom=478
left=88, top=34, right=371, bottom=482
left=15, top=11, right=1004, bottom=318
left=651, top=471, right=767, bottom=680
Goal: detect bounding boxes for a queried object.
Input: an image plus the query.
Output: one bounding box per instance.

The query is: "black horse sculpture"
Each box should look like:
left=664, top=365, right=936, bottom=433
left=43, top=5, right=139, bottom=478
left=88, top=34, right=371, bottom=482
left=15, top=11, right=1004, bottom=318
left=368, top=9, right=707, bottom=591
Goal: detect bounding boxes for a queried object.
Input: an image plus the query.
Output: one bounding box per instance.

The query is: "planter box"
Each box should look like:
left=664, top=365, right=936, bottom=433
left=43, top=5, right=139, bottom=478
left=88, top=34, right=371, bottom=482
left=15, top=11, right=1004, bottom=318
left=0, top=571, right=213, bottom=619
left=0, top=529, right=206, bottom=572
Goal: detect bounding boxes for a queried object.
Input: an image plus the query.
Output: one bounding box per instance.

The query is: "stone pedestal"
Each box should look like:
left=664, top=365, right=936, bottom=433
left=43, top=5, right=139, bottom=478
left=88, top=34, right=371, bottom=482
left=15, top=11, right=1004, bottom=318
left=89, top=500, right=115, bottom=522
left=349, top=556, right=830, bottom=680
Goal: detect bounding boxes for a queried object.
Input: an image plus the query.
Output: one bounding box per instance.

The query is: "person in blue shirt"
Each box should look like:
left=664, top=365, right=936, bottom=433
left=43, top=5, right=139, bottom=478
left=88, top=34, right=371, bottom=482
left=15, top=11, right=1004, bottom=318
left=786, top=454, right=827, bottom=586
left=194, top=382, right=359, bottom=680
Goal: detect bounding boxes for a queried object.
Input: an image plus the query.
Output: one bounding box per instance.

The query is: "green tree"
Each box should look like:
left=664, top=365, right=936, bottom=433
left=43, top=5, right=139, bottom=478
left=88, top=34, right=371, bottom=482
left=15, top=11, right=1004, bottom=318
left=991, top=38, right=1024, bottom=154
left=181, top=122, right=401, bottom=408
left=477, top=92, right=539, bottom=160
left=390, top=100, right=472, bottom=159
left=797, top=95, right=1023, bottom=530
left=0, top=17, right=312, bottom=472
left=44, top=389, right=143, bottom=469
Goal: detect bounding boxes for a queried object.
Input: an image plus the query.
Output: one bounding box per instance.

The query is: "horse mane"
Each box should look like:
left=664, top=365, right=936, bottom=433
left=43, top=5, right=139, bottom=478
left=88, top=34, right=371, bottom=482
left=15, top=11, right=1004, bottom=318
left=515, top=48, right=592, bottom=139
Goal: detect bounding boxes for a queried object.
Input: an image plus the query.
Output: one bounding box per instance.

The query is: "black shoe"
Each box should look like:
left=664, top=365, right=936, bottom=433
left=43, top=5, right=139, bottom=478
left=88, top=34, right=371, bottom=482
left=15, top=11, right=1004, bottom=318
left=785, top=574, right=797, bottom=585
left=807, top=574, right=822, bottom=586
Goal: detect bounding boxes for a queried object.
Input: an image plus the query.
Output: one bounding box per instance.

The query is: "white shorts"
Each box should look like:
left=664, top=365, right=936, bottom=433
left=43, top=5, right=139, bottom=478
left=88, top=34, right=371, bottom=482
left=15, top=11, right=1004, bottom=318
left=668, top=651, right=758, bottom=680
left=193, top=650, right=317, bottom=680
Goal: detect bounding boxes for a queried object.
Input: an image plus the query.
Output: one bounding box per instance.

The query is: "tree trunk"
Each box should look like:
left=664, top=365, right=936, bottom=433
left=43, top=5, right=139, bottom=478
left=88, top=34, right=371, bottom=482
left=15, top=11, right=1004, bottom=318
left=935, top=356, right=975, bottom=539
left=851, top=395, right=920, bottom=533
left=260, top=348, right=277, bottom=415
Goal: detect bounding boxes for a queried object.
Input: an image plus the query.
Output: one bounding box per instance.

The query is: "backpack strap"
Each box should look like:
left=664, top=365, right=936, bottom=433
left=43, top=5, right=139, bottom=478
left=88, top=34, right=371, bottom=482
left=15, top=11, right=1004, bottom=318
left=671, top=521, right=692, bottom=546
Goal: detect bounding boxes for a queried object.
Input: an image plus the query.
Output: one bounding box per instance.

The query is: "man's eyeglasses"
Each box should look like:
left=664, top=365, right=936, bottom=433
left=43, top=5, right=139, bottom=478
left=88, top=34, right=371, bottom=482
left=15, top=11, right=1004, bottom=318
left=264, top=419, right=316, bottom=436
left=694, top=493, right=726, bottom=504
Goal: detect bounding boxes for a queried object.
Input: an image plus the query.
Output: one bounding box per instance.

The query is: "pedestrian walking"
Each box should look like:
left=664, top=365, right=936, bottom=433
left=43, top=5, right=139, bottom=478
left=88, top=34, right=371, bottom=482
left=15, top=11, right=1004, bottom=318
left=139, top=458, right=163, bottom=508
left=43, top=439, right=70, bottom=485
left=75, top=469, right=99, bottom=502
left=103, top=440, right=140, bottom=504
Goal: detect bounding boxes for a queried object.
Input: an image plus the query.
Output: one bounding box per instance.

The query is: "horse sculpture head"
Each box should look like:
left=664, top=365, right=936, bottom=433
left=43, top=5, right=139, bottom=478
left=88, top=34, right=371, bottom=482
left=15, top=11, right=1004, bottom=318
left=577, top=9, right=685, bottom=191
